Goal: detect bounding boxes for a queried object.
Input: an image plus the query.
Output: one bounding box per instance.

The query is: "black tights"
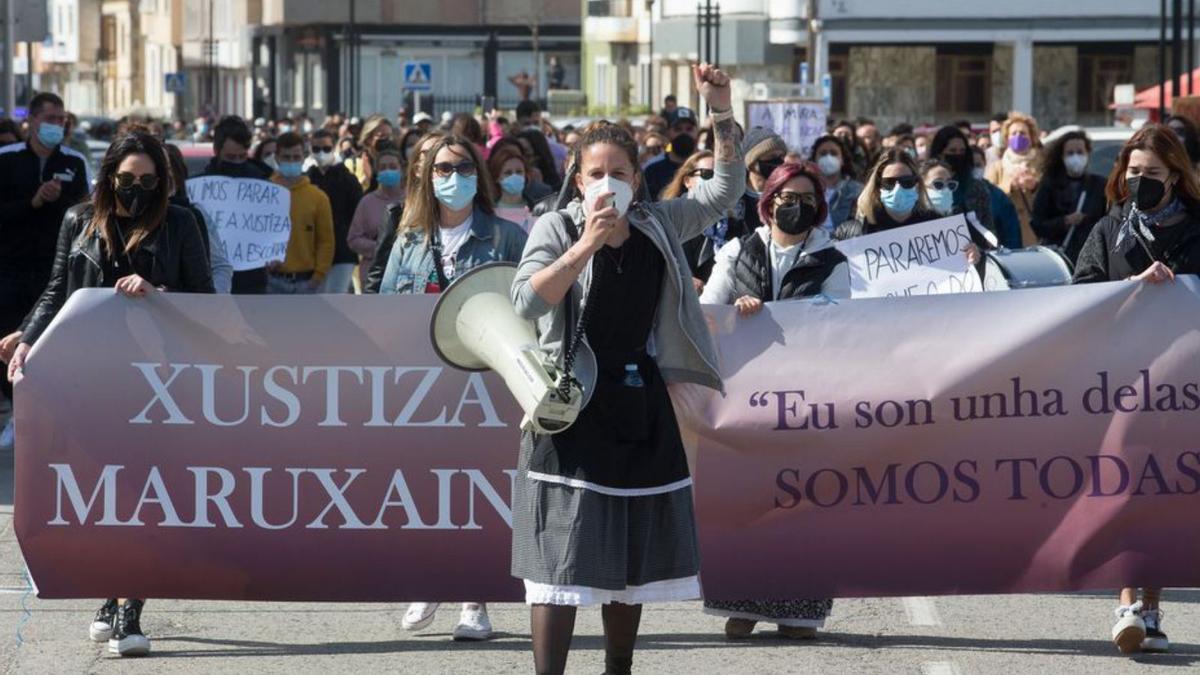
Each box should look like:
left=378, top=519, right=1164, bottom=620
left=531, top=602, right=643, bottom=675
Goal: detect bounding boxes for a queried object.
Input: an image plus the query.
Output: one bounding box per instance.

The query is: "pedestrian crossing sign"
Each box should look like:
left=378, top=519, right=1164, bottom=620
left=404, top=62, right=433, bottom=92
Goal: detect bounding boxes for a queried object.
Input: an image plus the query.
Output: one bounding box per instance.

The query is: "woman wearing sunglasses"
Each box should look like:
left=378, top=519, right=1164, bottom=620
left=7, top=131, right=213, bottom=658
left=699, top=161, right=845, bottom=636
left=921, top=159, right=961, bottom=218
left=663, top=150, right=745, bottom=290
left=835, top=149, right=939, bottom=241
left=382, top=134, right=527, bottom=642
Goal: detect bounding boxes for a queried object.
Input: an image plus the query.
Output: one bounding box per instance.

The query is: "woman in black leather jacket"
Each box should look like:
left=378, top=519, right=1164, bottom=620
left=6, top=131, right=212, bottom=657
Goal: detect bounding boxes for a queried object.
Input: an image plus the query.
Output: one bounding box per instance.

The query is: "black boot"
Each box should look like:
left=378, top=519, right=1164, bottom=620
left=108, top=599, right=150, bottom=657
left=604, top=655, right=633, bottom=675
left=89, top=599, right=119, bottom=642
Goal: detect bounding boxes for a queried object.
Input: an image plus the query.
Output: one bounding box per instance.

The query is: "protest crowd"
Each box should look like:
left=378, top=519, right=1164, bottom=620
left=0, top=60, right=1197, bottom=671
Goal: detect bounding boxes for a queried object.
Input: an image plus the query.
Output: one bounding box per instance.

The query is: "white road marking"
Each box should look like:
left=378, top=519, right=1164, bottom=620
left=903, top=596, right=943, bottom=627
left=921, top=661, right=963, bottom=675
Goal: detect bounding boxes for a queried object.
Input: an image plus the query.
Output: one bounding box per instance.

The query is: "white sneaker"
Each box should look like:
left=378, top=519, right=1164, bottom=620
left=401, top=602, right=440, bottom=632
left=0, top=419, right=13, bottom=450
left=452, top=603, right=493, bottom=641
left=1141, top=608, right=1170, bottom=653
left=1113, top=602, right=1146, bottom=654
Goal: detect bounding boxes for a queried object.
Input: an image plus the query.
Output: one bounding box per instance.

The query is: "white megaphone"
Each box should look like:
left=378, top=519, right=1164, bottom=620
left=431, top=262, right=593, bottom=434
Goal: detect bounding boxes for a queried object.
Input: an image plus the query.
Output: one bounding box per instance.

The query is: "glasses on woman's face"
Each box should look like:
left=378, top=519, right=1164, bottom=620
left=114, top=172, right=159, bottom=191
left=928, top=179, right=959, bottom=192
left=432, top=161, right=478, bottom=178
left=880, top=175, right=919, bottom=190
left=689, top=168, right=714, bottom=180
left=774, top=191, right=817, bottom=208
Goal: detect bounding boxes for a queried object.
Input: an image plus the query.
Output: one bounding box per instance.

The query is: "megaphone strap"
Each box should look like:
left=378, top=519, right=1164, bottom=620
left=556, top=210, right=593, bottom=403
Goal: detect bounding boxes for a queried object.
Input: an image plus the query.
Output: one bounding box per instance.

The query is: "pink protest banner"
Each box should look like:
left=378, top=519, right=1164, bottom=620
left=683, top=279, right=1200, bottom=600
left=15, top=290, right=525, bottom=601
left=14, top=281, right=1200, bottom=601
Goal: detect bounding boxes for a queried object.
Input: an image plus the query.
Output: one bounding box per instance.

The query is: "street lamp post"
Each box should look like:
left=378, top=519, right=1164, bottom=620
left=646, top=0, right=654, bottom=111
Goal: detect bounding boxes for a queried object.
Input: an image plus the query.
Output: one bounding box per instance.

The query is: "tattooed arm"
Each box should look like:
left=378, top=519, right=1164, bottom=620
left=696, top=63, right=742, bottom=165
left=659, top=63, right=746, bottom=241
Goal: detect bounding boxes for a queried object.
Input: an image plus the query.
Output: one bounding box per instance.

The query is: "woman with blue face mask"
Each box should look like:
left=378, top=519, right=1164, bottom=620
left=347, top=144, right=406, bottom=289
left=385, top=135, right=527, bottom=641
left=834, top=149, right=938, bottom=240
left=487, top=143, right=536, bottom=232
left=921, top=159, right=958, bottom=218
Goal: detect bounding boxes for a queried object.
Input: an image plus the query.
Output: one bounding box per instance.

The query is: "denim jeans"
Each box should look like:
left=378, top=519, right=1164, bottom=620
left=321, top=263, right=357, bottom=294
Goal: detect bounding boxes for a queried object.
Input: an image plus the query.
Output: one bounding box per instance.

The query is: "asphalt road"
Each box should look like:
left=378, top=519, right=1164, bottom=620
left=0, top=401, right=1197, bottom=673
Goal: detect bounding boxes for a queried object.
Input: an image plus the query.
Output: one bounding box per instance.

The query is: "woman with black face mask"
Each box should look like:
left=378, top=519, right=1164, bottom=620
left=6, top=131, right=213, bottom=657
left=929, top=125, right=994, bottom=232
left=699, top=161, right=846, bottom=640
left=1075, top=124, right=1200, bottom=287
left=1074, top=124, right=1200, bottom=657
left=701, top=162, right=849, bottom=316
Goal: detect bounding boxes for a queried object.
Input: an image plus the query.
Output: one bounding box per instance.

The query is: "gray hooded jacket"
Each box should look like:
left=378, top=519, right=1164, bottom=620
left=511, top=150, right=746, bottom=392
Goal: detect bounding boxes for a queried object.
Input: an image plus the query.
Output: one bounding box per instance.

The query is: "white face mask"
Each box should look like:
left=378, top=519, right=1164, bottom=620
left=990, top=131, right=1003, bottom=148
left=972, top=167, right=986, bottom=181
left=313, top=150, right=337, bottom=168
left=1063, top=152, right=1089, bottom=176
left=583, top=175, right=634, bottom=218
left=817, top=154, right=842, bottom=177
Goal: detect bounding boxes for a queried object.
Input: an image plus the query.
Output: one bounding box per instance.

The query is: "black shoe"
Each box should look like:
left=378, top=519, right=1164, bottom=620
left=89, top=599, right=118, bottom=642
left=1142, top=609, right=1170, bottom=653
left=108, top=600, right=150, bottom=657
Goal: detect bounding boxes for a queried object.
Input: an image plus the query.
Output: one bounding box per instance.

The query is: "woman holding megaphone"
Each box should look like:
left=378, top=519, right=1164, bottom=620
left=380, top=134, right=527, bottom=641
left=509, top=63, right=743, bottom=675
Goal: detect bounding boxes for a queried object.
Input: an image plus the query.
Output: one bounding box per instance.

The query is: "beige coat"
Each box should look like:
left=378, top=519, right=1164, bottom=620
left=986, top=148, right=1042, bottom=247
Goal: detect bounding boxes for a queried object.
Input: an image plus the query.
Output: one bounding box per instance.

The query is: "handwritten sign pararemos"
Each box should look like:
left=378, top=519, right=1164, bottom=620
left=833, top=215, right=985, bottom=298
left=185, top=176, right=291, bottom=272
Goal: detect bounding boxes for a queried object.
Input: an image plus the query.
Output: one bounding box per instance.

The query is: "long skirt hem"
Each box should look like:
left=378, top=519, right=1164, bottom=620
left=524, top=575, right=700, bottom=607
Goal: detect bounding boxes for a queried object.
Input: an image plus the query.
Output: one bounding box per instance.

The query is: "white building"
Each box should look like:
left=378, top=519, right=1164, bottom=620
left=587, top=0, right=1173, bottom=129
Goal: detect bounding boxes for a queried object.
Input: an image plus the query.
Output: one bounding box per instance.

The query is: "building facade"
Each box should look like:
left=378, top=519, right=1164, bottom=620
left=589, top=0, right=1175, bottom=130
left=253, top=0, right=582, bottom=121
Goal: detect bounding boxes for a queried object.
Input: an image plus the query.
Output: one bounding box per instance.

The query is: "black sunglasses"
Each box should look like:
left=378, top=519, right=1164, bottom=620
left=755, top=158, right=785, bottom=176
left=928, top=179, right=959, bottom=192
left=880, top=176, right=920, bottom=190
left=312, top=144, right=335, bottom=153
left=689, top=168, right=715, bottom=180
left=432, top=161, right=478, bottom=177
left=114, top=172, right=159, bottom=191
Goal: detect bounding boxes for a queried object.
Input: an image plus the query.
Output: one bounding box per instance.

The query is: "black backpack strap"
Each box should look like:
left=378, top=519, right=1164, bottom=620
left=427, top=228, right=451, bottom=290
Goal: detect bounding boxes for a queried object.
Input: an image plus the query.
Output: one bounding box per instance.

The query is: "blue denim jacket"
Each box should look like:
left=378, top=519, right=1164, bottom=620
left=380, top=207, right=528, bottom=294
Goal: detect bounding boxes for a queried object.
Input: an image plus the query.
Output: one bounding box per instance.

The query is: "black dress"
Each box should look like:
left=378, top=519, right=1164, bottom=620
left=511, top=227, right=702, bottom=606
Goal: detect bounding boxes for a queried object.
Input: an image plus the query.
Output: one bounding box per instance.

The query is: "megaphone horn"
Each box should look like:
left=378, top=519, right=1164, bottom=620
left=430, top=262, right=592, bottom=434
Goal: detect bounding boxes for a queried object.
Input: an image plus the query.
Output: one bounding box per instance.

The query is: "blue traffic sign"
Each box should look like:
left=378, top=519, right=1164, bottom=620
left=165, top=72, right=187, bottom=94
left=403, top=62, right=433, bottom=92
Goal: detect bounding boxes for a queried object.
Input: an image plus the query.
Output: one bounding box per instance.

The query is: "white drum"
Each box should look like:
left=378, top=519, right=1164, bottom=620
left=985, top=246, right=1074, bottom=290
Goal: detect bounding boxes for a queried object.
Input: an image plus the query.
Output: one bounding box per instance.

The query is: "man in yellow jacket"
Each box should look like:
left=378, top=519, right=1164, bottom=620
left=267, top=132, right=334, bottom=293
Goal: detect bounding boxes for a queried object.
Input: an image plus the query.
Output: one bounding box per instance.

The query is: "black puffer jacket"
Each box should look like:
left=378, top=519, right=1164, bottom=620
left=20, top=203, right=214, bottom=344
left=1073, top=201, right=1200, bottom=283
